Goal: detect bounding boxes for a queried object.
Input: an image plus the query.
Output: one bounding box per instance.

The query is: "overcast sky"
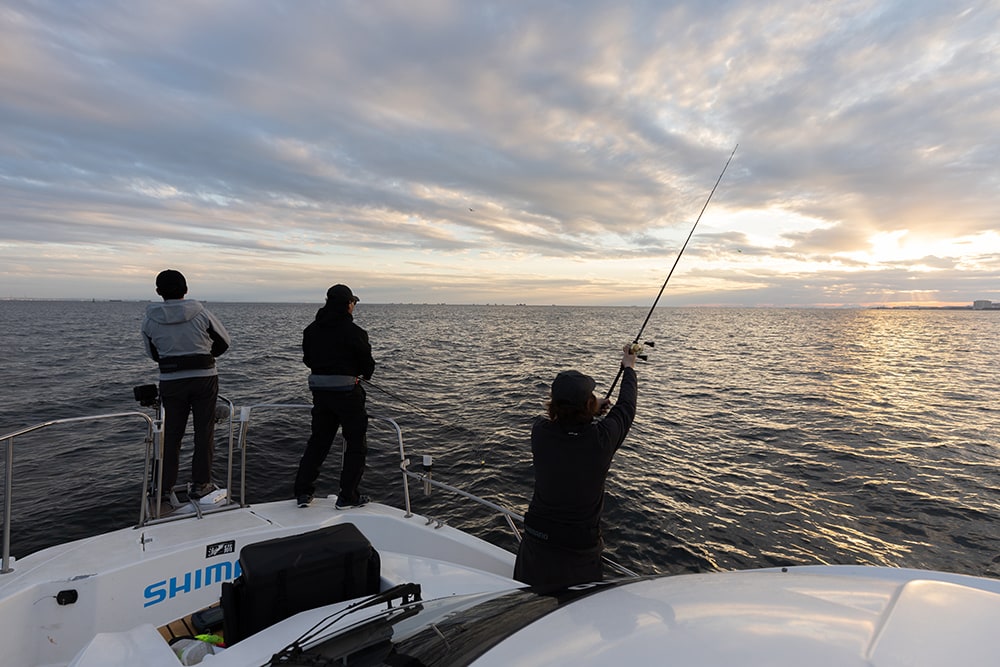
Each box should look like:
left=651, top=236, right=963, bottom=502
left=1, top=1, right=997, bottom=306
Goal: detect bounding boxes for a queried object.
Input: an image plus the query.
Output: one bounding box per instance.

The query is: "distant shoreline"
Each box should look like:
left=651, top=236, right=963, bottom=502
left=2, top=298, right=999, bottom=310
left=870, top=305, right=1000, bottom=311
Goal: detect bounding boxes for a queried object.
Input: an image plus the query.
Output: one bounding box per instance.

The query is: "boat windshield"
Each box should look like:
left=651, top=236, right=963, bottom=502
left=266, top=583, right=609, bottom=665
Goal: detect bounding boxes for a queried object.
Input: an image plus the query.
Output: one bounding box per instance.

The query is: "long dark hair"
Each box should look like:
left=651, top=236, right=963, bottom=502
left=547, top=395, right=600, bottom=424
left=316, top=301, right=351, bottom=320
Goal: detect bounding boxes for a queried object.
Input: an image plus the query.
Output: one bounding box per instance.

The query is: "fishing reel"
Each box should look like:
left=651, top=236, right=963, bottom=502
left=628, top=341, right=654, bottom=361
left=133, top=384, right=159, bottom=408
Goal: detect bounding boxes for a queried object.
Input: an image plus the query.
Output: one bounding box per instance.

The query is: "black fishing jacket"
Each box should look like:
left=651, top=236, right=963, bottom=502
left=302, top=307, right=376, bottom=380
left=524, top=367, right=637, bottom=548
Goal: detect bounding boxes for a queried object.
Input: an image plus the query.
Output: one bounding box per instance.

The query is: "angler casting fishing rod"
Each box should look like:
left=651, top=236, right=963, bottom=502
left=605, top=144, right=739, bottom=399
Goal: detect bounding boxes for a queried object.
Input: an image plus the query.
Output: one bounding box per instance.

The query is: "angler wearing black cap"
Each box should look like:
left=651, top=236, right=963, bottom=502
left=294, top=284, right=376, bottom=509
left=141, top=269, right=231, bottom=504
left=514, top=345, right=638, bottom=588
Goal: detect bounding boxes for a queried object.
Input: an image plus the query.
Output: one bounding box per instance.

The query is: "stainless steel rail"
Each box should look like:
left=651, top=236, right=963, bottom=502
left=1, top=412, right=156, bottom=574
left=234, top=403, right=638, bottom=579
left=2, top=403, right=638, bottom=579
left=139, top=395, right=240, bottom=526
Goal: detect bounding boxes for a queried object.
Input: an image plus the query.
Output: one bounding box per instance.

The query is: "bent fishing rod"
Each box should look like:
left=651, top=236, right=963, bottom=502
left=605, top=143, right=739, bottom=399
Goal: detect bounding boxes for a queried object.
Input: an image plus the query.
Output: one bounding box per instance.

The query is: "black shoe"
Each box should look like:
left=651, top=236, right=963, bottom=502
left=335, top=494, right=370, bottom=510
left=189, top=481, right=217, bottom=500
left=297, top=494, right=313, bottom=508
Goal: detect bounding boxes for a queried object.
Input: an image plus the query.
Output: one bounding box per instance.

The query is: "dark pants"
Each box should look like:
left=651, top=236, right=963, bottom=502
left=513, top=532, right=604, bottom=588
left=294, top=387, right=368, bottom=503
left=159, top=375, right=219, bottom=493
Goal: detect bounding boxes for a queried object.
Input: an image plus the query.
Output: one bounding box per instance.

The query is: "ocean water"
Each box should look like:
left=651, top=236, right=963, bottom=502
left=1, top=300, right=998, bottom=579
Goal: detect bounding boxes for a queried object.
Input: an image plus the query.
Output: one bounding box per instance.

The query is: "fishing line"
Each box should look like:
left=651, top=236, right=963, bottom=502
left=605, top=144, right=739, bottom=398
left=362, top=378, right=497, bottom=463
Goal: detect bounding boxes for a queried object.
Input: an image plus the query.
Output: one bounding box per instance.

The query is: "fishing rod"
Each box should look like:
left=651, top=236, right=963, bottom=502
left=605, top=143, right=739, bottom=399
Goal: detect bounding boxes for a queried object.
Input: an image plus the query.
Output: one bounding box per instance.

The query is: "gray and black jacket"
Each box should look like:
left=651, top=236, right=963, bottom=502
left=141, top=299, right=231, bottom=381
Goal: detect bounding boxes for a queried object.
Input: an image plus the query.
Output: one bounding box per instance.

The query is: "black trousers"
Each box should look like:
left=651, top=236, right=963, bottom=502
left=294, top=387, right=368, bottom=503
left=159, top=375, right=219, bottom=493
left=513, top=532, right=604, bottom=588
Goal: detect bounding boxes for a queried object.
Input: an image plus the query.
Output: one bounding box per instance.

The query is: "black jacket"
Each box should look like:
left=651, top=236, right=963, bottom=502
left=524, top=367, right=637, bottom=547
left=302, top=307, right=376, bottom=379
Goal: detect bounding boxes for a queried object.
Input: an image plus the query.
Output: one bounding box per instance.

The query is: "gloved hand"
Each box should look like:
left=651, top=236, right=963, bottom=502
left=621, top=344, right=637, bottom=369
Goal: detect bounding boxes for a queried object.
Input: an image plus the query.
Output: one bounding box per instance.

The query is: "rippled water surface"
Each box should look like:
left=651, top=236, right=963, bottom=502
left=1, top=301, right=998, bottom=578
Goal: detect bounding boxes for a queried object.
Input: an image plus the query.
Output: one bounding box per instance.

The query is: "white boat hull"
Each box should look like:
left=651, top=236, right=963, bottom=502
left=0, top=496, right=516, bottom=666
left=3, top=409, right=998, bottom=666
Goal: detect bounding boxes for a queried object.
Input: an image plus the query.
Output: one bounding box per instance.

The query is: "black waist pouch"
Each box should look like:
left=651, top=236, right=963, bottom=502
left=158, top=354, right=216, bottom=372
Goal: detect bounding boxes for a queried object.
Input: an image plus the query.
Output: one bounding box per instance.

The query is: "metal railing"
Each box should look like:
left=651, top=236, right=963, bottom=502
left=228, top=403, right=515, bottom=521
left=139, top=395, right=241, bottom=526
left=1, top=412, right=156, bottom=574
left=2, top=403, right=638, bottom=579
left=220, top=402, right=637, bottom=578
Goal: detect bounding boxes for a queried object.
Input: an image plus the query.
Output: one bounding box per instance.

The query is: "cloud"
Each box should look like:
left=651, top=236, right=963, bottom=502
left=0, top=0, right=998, bottom=305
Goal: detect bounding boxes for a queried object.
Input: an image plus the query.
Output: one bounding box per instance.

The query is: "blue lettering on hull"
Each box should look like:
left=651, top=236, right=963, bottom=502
left=143, top=559, right=242, bottom=607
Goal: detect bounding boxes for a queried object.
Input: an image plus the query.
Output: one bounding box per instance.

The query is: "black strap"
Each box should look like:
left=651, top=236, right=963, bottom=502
left=158, top=354, right=216, bottom=372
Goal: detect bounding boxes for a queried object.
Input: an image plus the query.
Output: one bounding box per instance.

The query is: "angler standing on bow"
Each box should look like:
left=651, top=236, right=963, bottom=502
left=294, top=284, right=376, bottom=509
left=514, top=344, right=638, bottom=588
left=141, top=269, right=231, bottom=502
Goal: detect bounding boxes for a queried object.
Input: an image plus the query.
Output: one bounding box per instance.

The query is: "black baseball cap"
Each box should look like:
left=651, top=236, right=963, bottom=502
left=155, top=269, right=187, bottom=294
left=551, top=370, right=596, bottom=405
left=326, top=284, right=359, bottom=304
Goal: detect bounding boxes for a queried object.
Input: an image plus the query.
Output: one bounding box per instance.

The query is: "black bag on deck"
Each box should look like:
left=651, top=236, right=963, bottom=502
left=221, top=523, right=381, bottom=644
